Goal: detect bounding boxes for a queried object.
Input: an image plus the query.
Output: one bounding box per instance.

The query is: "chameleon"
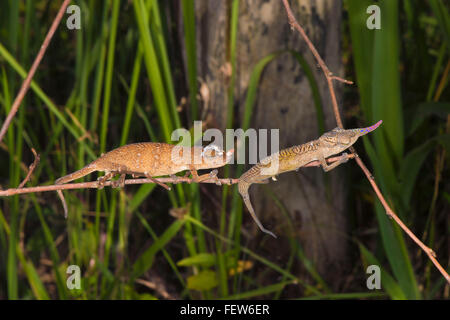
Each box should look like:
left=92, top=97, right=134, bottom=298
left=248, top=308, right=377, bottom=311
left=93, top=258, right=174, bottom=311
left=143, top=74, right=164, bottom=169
left=56, top=142, right=234, bottom=217
left=238, top=120, right=383, bottom=238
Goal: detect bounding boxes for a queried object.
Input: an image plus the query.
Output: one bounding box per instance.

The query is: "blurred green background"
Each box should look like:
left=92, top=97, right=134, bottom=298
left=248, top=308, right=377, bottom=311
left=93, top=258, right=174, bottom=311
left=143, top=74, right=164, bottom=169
left=0, top=0, right=448, bottom=300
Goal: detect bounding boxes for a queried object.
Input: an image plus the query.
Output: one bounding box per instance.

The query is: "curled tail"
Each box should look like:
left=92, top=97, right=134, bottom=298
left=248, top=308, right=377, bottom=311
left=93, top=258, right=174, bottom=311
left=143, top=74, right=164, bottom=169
left=238, top=180, right=277, bottom=238
left=55, top=163, right=97, bottom=219
left=55, top=163, right=97, bottom=184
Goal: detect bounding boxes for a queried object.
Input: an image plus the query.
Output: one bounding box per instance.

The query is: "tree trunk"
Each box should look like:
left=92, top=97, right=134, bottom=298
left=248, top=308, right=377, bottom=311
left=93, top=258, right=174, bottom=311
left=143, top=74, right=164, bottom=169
left=190, top=0, right=348, bottom=284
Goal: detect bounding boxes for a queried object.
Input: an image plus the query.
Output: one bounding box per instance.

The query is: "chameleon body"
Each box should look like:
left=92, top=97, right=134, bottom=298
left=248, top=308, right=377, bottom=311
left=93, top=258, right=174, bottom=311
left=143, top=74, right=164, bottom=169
left=238, top=120, right=383, bottom=238
left=56, top=142, right=234, bottom=217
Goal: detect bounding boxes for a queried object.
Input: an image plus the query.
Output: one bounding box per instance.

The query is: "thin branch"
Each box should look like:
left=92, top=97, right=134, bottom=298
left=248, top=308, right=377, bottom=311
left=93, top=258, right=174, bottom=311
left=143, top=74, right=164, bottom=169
left=0, top=155, right=353, bottom=197
left=281, top=0, right=353, bottom=128
left=18, top=148, right=40, bottom=188
left=354, top=156, right=449, bottom=283
left=331, top=75, right=354, bottom=84
left=0, top=0, right=72, bottom=144
left=281, top=0, right=450, bottom=284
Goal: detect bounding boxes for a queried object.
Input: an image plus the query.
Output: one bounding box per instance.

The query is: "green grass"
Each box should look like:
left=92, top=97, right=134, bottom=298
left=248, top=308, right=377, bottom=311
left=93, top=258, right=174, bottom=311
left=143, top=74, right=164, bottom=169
left=346, top=0, right=450, bottom=299
left=0, top=0, right=448, bottom=300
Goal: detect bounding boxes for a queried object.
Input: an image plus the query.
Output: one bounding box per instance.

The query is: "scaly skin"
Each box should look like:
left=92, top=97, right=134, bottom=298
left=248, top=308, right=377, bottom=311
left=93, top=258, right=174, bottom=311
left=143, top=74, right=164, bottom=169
left=238, top=120, right=383, bottom=238
left=56, top=142, right=234, bottom=185
left=56, top=142, right=234, bottom=217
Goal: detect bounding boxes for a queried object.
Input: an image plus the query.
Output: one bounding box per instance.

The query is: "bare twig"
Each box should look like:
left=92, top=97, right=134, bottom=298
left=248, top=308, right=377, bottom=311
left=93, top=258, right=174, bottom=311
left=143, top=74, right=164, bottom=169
left=0, top=0, right=72, bottom=144
left=281, top=0, right=353, bottom=128
left=281, top=0, right=450, bottom=284
left=354, top=156, right=449, bottom=283
left=18, top=148, right=40, bottom=188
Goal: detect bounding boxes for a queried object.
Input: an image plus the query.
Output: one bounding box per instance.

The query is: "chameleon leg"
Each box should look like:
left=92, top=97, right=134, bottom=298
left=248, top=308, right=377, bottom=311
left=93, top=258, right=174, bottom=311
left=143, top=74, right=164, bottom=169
left=97, top=172, right=115, bottom=189
left=168, top=172, right=189, bottom=182
left=319, top=152, right=349, bottom=172
left=119, top=173, right=126, bottom=187
left=111, top=174, right=126, bottom=188
left=189, top=168, right=219, bottom=183
left=111, top=165, right=130, bottom=188
left=145, top=174, right=171, bottom=191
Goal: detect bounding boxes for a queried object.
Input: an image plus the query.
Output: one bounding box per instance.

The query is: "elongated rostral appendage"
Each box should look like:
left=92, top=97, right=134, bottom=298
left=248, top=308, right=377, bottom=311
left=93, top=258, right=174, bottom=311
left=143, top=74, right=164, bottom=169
left=359, top=120, right=383, bottom=135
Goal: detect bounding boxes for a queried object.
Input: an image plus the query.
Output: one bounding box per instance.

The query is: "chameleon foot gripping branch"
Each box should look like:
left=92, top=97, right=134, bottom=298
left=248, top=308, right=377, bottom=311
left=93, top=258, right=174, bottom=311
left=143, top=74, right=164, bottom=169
left=55, top=143, right=234, bottom=217
left=238, top=121, right=383, bottom=238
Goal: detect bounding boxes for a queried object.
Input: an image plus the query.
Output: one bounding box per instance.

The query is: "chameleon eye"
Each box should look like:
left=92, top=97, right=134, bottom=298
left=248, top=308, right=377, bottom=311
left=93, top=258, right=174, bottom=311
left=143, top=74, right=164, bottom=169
left=340, top=136, right=351, bottom=144
left=202, top=144, right=223, bottom=158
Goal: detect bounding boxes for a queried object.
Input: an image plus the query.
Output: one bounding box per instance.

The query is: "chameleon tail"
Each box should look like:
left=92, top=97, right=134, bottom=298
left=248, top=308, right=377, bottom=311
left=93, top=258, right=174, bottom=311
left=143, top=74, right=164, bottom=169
left=238, top=180, right=277, bottom=238
left=56, top=190, right=68, bottom=219
left=55, top=162, right=97, bottom=218
left=55, top=163, right=97, bottom=184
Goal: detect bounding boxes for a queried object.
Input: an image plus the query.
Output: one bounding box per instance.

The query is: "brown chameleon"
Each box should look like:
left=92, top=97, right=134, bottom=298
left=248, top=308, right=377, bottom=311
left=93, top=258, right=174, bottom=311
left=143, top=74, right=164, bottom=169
left=56, top=142, right=234, bottom=217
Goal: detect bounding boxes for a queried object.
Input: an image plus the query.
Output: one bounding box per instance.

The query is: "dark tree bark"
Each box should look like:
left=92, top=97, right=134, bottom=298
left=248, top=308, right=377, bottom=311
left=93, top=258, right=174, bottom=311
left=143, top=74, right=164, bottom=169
left=187, top=0, right=348, bottom=285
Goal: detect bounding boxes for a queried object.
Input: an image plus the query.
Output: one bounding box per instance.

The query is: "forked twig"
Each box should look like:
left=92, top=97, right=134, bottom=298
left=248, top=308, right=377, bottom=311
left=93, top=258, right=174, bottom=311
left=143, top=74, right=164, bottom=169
left=18, top=148, right=40, bottom=188
left=282, top=0, right=352, bottom=127
left=281, top=0, right=449, bottom=283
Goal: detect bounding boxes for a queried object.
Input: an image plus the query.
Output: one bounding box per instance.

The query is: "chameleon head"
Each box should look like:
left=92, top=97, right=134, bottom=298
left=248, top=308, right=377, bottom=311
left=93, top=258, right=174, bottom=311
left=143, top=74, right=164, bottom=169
left=318, top=120, right=382, bottom=156
left=198, top=144, right=234, bottom=169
